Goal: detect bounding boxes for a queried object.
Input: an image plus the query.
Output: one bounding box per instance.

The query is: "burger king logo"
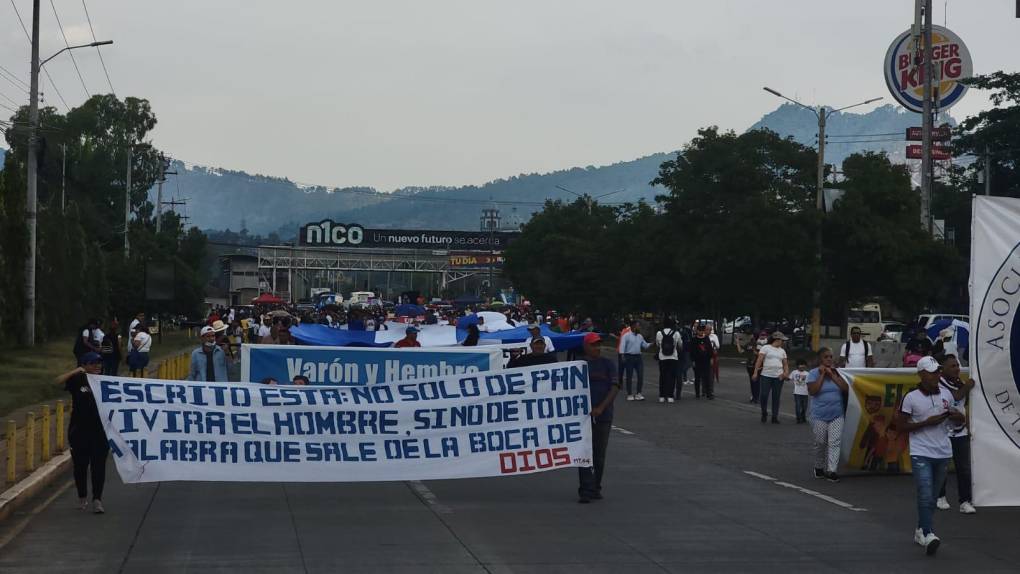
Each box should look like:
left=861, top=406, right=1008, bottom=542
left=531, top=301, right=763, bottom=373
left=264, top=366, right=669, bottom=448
left=884, top=25, right=972, bottom=114
left=975, top=242, right=1020, bottom=450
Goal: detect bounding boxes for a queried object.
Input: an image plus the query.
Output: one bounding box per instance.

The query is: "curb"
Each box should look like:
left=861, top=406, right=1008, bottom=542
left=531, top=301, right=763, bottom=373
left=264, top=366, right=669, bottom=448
left=0, top=451, right=71, bottom=523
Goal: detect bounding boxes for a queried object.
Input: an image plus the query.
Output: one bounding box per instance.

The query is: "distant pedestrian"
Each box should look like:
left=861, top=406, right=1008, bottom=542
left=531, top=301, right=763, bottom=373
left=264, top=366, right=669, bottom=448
left=744, top=332, right=768, bottom=403
left=100, top=318, right=122, bottom=376
left=689, top=325, right=716, bottom=399
left=678, top=321, right=694, bottom=387
left=128, top=324, right=152, bottom=377
left=896, top=356, right=964, bottom=556
left=55, top=353, right=109, bottom=514
left=838, top=327, right=875, bottom=368
left=655, top=318, right=680, bottom=403
left=753, top=331, right=789, bottom=422
left=935, top=354, right=976, bottom=515
left=577, top=332, right=620, bottom=503
left=616, top=319, right=631, bottom=385
left=507, top=337, right=557, bottom=368
left=706, top=324, right=721, bottom=384
left=525, top=323, right=555, bottom=354
left=128, top=312, right=145, bottom=339
left=394, top=326, right=422, bottom=348
left=74, top=318, right=102, bottom=361
left=620, top=320, right=651, bottom=401
left=806, top=348, right=848, bottom=481
left=292, top=375, right=310, bottom=385
left=790, top=359, right=810, bottom=423
left=462, top=324, right=481, bottom=346
left=188, top=326, right=229, bottom=382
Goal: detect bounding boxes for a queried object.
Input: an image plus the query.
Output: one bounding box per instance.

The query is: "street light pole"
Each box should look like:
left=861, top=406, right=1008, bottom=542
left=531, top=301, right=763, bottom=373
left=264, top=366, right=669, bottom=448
left=21, top=10, right=113, bottom=345
left=762, top=87, right=882, bottom=351
left=23, top=0, right=40, bottom=346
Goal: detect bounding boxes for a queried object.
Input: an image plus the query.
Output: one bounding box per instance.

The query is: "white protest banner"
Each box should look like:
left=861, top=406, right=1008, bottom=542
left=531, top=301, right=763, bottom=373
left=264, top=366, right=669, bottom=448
left=970, top=196, right=1020, bottom=506
left=242, top=344, right=503, bottom=386
left=88, top=362, right=594, bottom=483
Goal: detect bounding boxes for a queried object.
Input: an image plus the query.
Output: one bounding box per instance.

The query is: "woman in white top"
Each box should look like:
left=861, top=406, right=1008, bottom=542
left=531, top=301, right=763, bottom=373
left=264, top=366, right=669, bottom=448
left=752, top=332, right=790, bottom=424
left=129, top=324, right=153, bottom=377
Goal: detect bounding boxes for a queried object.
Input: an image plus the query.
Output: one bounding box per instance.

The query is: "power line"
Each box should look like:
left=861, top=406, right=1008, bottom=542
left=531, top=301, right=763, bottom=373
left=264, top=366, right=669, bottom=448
left=49, top=0, right=90, bottom=98
left=80, top=0, right=113, bottom=93
left=0, top=89, right=22, bottom=108
left=0, top=63, right=29, bottom=91
left=8, top=0, right=70, bottom=111
left=0, top=71, right=29, bottom=95
left=0, top=100, right=17, bottom=113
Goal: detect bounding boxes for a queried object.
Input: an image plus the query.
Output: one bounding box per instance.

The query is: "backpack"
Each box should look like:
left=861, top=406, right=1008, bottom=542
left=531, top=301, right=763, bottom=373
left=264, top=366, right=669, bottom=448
left=843, top=340, right=870, bottom=363
left=680, top=326, right=693, bottom=348
left=660, top=329, right=676, bottom=357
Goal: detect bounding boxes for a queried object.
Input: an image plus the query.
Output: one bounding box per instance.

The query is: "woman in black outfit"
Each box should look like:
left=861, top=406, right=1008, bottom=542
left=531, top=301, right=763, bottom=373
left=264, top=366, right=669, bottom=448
left=55, top=352, right=109, bottom=514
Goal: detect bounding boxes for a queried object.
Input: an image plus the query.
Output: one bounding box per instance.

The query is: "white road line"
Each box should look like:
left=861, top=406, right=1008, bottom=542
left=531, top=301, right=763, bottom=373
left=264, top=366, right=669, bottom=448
left=612, top=425, right=635, bottom=435
left=409, top=480, right=452, bottom=514
left=744, top=470, right=868, bottom=512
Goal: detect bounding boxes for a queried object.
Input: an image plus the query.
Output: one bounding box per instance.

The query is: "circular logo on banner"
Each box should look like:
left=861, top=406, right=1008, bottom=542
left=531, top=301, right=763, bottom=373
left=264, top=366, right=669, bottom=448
left=884, top=25, right=972, bottom=113
left=975, top=242, right=1020, bottom=450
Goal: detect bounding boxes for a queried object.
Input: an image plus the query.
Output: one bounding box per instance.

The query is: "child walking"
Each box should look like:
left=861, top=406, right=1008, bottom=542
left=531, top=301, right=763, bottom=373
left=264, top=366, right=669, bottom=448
left=791, top=359, right=810, bottom=423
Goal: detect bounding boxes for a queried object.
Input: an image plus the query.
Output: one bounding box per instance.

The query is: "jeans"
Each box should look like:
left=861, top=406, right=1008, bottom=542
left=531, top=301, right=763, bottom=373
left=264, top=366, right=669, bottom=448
left=938, top=435, right=973, bottom=503
left=617, top=354, right=625, bottom=385
left=747, top=366, right=759, bottom=401
left=759, top=376, right=784, bottom=418
left=794, top=395, right=808, bottom=422
left=658, top=359, right=678, bottom=399
left=678, top=352, right=691, bottom=383
left=578, top=420, right=612, bottom=498
left=693, top=362, right=713, bottom=397
left=811, top=416, right=844, bottom=472
left=911, top=455, right=950, bottom=535
left=623, top=354, right=643, bottom=395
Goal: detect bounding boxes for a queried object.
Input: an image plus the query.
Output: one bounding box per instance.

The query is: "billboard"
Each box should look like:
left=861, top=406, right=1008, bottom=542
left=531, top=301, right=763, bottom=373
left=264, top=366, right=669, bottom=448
left=299, top=220, right=518, bottom=251
left=884, top=25, right=972, bottom=113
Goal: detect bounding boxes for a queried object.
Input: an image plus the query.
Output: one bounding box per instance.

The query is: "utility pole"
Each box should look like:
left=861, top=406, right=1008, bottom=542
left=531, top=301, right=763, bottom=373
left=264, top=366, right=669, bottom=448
left=811, top=107, right=826, bottom=352
left=155, top=154, right=167, bottom=233
left=61, top=143, right=66, bottom=212
left=23, top=0, right=40, bottom=346
left=124, top=146, right=132, bottom=256
left=920, top=0, right=934, bottom=233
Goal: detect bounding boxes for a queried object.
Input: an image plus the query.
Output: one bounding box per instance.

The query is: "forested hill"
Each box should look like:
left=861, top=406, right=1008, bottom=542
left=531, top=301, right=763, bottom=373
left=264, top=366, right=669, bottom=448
left=160, top=103, right=952, bottom=236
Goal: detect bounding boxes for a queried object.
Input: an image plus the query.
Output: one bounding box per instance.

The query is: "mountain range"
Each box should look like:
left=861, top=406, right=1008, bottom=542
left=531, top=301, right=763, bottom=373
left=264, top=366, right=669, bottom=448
left=1, top=103, right=947, bottom=236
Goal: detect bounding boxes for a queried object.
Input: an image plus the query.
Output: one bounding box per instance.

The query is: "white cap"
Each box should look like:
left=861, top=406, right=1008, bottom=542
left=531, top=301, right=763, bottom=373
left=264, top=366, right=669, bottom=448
left=200, top=326, right=215, bottom=336
left=916, top=355, right=940, bottom=373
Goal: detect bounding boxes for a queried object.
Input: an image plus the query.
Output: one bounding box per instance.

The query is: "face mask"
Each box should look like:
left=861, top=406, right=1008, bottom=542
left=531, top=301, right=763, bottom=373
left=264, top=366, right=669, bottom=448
left=204, top=341, right=215, bottom=348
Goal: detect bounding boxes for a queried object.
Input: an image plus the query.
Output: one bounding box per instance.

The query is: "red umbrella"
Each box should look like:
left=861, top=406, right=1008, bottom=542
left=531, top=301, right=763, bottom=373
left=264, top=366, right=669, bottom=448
left=252, top=293, right=285, bottom=305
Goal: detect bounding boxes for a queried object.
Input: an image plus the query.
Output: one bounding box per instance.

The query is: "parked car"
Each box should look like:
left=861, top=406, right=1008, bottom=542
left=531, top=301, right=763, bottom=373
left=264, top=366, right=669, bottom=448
left=916, top=313, right=968, bottom=330
left=878, top=322, right=907, bottom=342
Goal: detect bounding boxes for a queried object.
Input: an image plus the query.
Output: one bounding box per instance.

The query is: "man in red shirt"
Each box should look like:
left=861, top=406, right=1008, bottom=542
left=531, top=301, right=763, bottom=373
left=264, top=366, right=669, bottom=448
left=394, top=326, right=422, bottom=348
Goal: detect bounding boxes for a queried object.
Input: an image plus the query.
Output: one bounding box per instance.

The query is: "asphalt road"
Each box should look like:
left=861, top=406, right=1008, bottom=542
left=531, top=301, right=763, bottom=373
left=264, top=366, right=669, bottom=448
left=1, top=356, right=1018, bottom=573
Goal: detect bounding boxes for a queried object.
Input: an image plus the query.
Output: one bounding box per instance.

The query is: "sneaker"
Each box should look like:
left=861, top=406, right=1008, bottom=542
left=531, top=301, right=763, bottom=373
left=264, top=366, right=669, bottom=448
left=658, top=397, right=666, bottom=403
left=825, top=472, right=840, bottom=483
left=626, top=395, right=635, bottom=401
left=959, top=501, right=977, bottom=514
left=761, top=413, right=768, bottom=423
left=590, top=492, right=603, bottom=500
left=577, top=496, right=591, bottom=504
left=635, top=393, right=646, bottom=401
left=914, top=528, right=926, bottom=546
left=923, top=532, right=940, bottom=556
left=667, top=398, right=675, bottom=404
left=771, top=418, right=780, bottom=424
left=92, top=500, right=105, bottom=514
left=936, top=496, right=950, bottom=510
left=79, top=498, right=89, bottom=511
left=814, top=468, right=825, bottom=479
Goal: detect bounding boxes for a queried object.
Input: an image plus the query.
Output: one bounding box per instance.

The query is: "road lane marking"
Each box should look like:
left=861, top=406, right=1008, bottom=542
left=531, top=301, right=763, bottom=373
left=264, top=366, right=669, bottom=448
left=409, top=480, right=452, bottom=514
left=744, top=470, right=868, bottom=512
left=612, top=426, right=635, bottom=435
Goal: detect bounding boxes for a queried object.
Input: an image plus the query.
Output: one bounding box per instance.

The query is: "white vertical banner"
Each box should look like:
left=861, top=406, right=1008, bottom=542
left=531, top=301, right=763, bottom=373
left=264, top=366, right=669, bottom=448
left=970, top=196, right=1020, bottom=506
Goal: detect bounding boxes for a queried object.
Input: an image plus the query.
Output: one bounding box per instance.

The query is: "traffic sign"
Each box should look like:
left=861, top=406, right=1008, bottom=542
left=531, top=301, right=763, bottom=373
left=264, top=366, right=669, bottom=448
left=906, top=145, right=952, bottom=160
left=906, top=126, right=951, bottom=141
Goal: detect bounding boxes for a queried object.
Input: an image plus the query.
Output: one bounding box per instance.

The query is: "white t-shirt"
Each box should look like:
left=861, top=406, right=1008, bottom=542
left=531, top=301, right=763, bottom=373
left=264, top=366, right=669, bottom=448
left=655, top=329, right=680, bottom=361
left=525, top=336, right=555, bottom=354
left=900, top=386, right=955, bottom=459
left=758, top=345, right=787, bottom=378
left=790, top=369, right=809, bottom=395
left=129, top=318, right=141, bottom=335
left=82, top=328, right=104, bottom=345
left=258, top=324, right=271, bottom=338
left=840, top=340, right=872, bottom=368
left=133, top=332, right=153, bottom=353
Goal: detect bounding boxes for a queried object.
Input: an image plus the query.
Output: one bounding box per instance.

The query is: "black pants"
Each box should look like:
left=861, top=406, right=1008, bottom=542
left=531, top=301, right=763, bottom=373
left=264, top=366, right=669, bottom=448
left=578, top=420, right=612, bottom=498
left=658, top=359, right=678, bottom=399
left=102, top=356, right=119, bottom=376
left=938, top=435, right=973, bottom=503
left=759, top=376, right=784, bottom=419
left=747, top=365, right=759, bottom=402
left=71, top=435, right=109, bottom=500
left=693, top=362, right=713, bottom=398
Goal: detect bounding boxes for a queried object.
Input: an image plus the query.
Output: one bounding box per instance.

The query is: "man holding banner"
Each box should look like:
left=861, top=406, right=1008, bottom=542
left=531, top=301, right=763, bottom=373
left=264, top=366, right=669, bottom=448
left=895, top=356, right=965, bottom=556
left=577, top=332, right=621, bottom=504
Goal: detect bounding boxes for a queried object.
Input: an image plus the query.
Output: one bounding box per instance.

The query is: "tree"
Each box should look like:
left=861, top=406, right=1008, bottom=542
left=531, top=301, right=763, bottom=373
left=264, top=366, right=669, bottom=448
left=653, top=127, right=818, bottom=322
left=955, top=72, right=1020, bottom=199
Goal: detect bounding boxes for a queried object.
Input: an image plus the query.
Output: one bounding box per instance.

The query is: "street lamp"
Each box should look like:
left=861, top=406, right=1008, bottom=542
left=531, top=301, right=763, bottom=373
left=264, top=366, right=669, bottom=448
left=555, top=185, right=627, bottom=215
left=762, top=87, right=882, bottom=351
left=23, top=2, right=114, bottom=345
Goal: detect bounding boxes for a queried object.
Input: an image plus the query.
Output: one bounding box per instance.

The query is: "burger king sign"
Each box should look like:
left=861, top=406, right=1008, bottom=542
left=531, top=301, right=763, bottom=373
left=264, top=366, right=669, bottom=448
left=884, top=25, right=972, bottom=113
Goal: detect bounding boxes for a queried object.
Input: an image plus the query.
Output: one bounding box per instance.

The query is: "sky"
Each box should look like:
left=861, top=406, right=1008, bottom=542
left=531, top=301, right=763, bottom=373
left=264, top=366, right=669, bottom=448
left=1, top=0, right=1018, bottom=191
